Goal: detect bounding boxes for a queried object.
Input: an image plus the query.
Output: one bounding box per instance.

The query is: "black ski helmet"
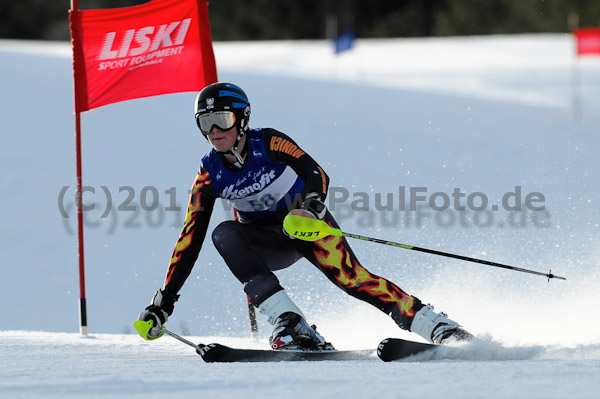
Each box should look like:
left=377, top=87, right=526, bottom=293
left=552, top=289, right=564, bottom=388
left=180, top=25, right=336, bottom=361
left=194, top=82, right=251, bottom=137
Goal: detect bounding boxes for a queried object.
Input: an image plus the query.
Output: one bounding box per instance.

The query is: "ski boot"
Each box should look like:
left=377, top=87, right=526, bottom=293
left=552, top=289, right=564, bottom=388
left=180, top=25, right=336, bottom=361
left=410, top=305, right=472, bottom=345
left=256, top=290, right=334, bottom=351
left=269, top=312, right=335, bottom=351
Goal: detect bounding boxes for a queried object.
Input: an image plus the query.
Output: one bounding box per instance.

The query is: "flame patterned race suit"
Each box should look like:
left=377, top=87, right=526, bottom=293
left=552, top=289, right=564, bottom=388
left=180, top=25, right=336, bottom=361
left=162, top=128, right=425, bottom=330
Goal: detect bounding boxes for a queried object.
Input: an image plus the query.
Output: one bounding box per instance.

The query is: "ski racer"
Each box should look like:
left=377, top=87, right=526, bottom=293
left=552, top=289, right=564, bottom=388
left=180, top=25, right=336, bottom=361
left=137, top=82, right=471, bottom=350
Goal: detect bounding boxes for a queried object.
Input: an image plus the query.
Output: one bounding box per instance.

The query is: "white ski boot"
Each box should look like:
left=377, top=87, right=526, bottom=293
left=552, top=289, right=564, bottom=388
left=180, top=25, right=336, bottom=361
left=258, top=290, right=334, bottom=351
left=410, top=305, right=472, bottom=345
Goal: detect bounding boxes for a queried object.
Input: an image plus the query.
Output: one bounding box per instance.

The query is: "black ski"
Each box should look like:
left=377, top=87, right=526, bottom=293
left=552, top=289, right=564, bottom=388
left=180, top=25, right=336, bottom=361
left=197, top=343, right=374, bottom=363
left=377, top=338, right=438, bottom=362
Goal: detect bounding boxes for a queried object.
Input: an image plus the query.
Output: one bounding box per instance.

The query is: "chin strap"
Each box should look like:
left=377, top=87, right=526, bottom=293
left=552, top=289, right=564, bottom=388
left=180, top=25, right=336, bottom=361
left=228, top=148, right=245, bottom=168
left=216, top=131, right=246, bottom=168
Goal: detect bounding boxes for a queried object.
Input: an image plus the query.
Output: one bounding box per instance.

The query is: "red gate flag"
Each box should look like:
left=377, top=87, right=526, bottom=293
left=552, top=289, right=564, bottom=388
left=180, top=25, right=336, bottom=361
left=69, top=0, right=217, bottom=112
left=573, top=28, right=600, bottom=56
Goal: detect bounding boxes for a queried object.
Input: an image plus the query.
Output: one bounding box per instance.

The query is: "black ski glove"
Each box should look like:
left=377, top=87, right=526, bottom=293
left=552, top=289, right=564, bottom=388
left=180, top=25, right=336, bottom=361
left=293, top=192, right=326, bottom=220
left=283, top=193, right=327, bottom=239
left=138, top=289, right=179, bottom=339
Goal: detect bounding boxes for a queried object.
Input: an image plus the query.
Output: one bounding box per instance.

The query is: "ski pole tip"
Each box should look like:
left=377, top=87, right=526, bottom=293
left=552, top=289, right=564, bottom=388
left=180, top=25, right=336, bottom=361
left=547, top=269, right=566, bottom=281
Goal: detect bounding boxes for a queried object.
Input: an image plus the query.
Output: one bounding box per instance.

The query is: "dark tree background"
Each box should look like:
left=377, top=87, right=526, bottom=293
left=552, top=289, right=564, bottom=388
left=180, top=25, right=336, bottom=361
left=0, top=0, right=599, bottom=41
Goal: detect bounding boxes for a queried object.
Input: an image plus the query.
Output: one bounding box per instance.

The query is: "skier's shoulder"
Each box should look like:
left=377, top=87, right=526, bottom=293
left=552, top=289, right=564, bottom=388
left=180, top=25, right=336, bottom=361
left=252, top=127, right=302, bottom=154
left=248, top=127, right=291, bottom=142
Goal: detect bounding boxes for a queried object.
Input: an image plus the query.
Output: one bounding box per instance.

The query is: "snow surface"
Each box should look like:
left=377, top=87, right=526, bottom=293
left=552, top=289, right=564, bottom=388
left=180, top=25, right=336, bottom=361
left=1, top=34, right=600, bottom=398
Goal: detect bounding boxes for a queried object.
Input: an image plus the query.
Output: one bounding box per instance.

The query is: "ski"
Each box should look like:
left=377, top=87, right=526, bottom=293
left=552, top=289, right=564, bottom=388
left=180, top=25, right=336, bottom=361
left=377, top=338, right=438, bottom=362
left=197, top=343, right=374, bottom=363
left=161, top=328, right=373, bottom=363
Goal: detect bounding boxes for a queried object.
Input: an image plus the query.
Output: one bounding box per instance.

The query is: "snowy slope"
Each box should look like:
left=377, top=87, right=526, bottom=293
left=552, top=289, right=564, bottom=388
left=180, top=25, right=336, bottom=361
left=2, top=331, right=599, bottom=399
left=1, top=34, right=600, bottom=398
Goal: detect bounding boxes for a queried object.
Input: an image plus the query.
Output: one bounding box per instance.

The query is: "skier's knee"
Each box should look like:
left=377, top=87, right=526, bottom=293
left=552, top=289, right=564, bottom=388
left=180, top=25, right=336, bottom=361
left=211, top=221, right=241, bottom=252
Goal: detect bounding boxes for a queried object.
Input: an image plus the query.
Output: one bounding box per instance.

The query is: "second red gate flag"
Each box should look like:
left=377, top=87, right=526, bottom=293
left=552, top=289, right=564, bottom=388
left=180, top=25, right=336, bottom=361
left=573, top=28, right=600, bottom=56
left=70, top=0, right=217, bottom=112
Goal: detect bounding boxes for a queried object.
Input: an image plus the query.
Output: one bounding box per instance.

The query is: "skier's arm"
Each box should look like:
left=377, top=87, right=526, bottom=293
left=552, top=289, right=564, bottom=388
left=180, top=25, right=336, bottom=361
left=264, top=128, right=329, bottom=202
left=162, top=167, right=217, bottom=306
left=137, top=167, right=216, bottom=340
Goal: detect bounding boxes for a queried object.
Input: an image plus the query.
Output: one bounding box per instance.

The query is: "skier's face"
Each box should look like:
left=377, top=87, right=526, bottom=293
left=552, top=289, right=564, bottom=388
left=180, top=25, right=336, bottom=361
left=207, top=124, right=239, bottom=152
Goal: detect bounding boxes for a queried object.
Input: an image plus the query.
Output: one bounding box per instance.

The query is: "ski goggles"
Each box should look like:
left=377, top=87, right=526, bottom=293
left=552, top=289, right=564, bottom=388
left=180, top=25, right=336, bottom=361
left=196, top=111, right=237, bottom=136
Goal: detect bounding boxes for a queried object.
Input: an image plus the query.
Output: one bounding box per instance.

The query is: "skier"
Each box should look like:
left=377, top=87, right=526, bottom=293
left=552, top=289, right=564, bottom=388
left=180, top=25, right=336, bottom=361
left=137, top=82, right=471, bottom=350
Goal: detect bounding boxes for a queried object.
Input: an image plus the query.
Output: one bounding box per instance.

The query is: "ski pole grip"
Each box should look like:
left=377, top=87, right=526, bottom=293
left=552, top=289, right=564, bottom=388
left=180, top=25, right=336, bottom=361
left=133, top=319, right=157, bottom=340
left=283, top=214, right=340, bottom=241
